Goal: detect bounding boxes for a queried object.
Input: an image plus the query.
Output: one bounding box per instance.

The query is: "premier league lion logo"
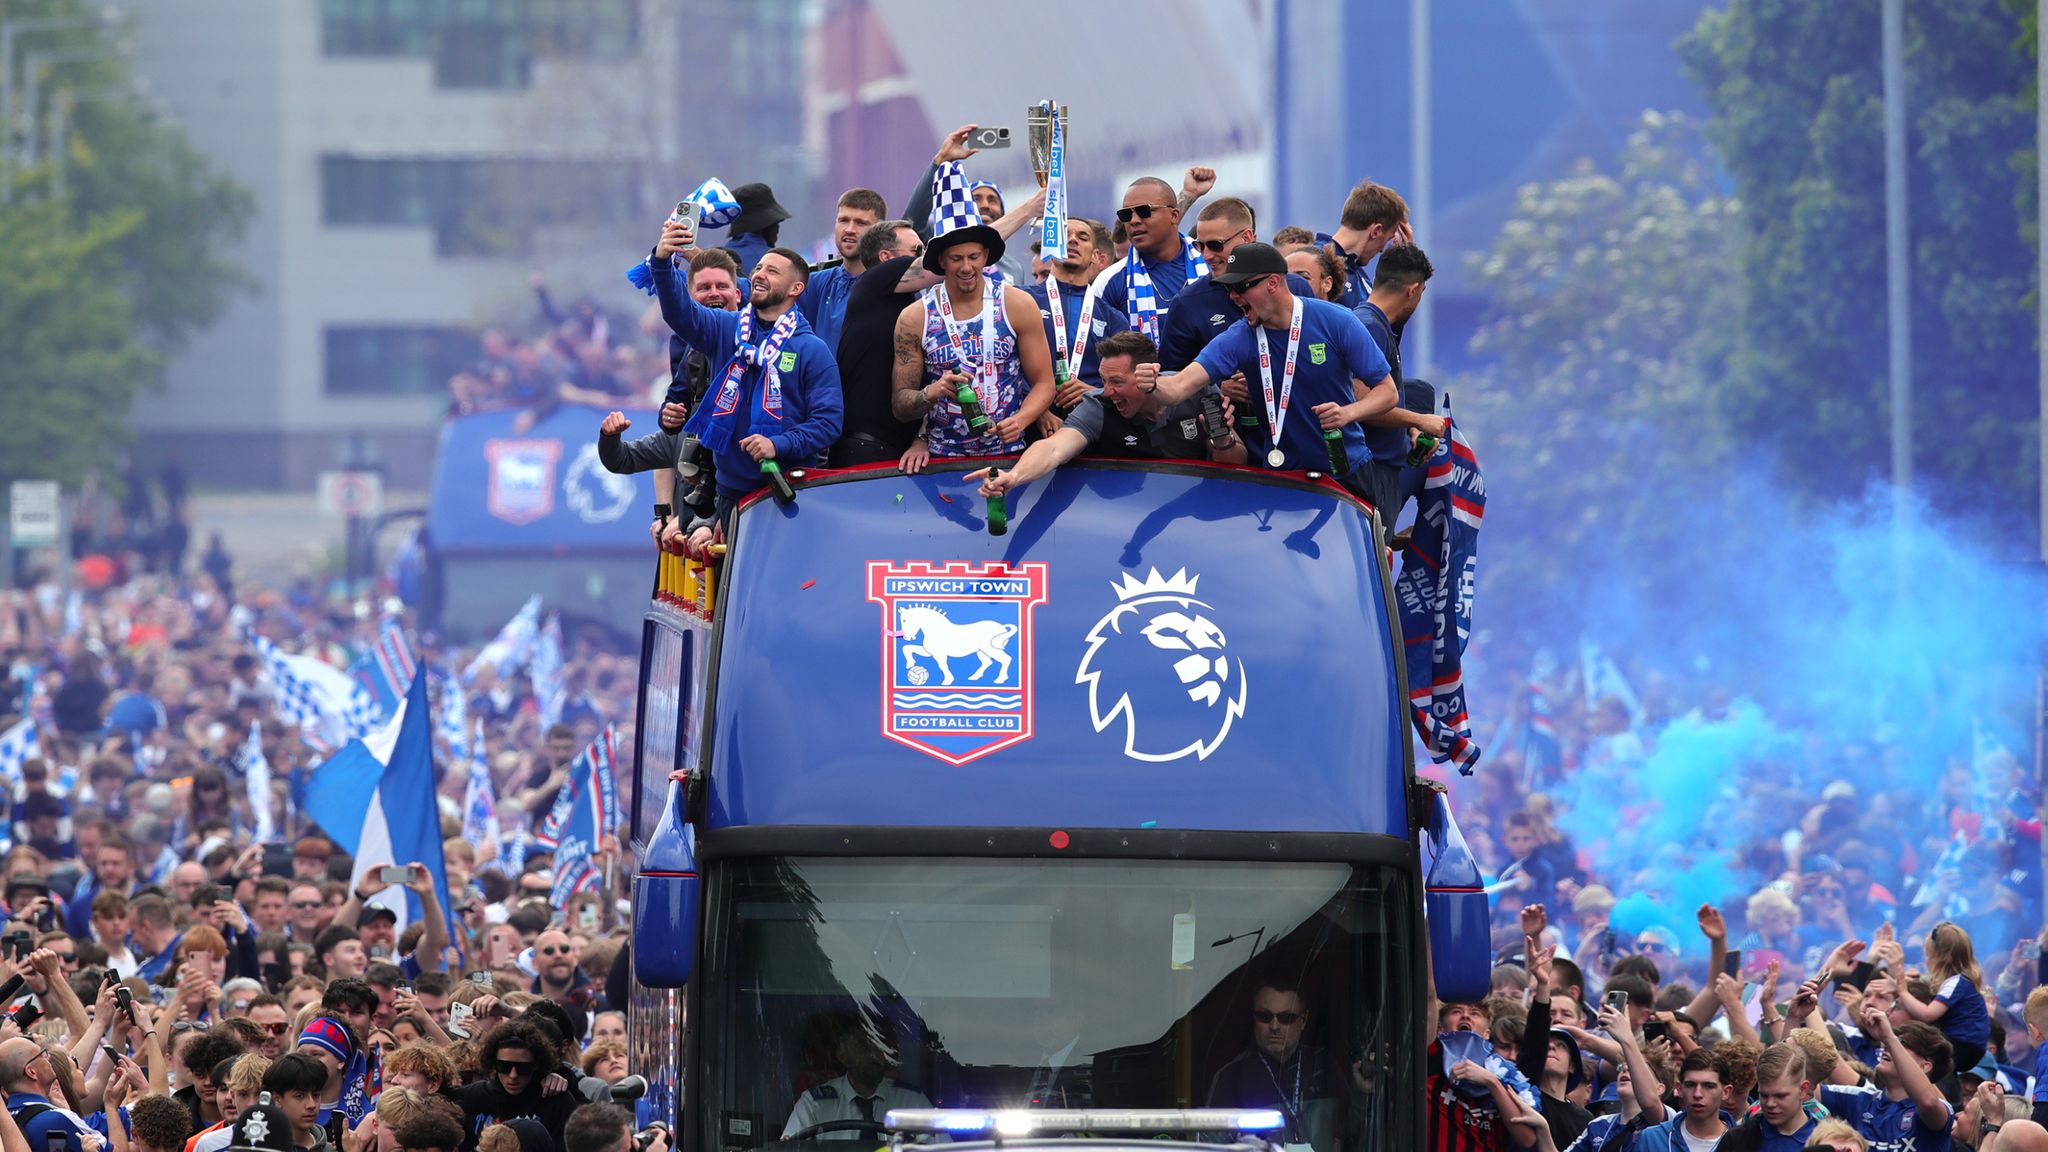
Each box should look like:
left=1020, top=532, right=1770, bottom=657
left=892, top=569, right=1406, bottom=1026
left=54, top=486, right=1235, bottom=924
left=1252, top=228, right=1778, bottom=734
left=1076, top=568, right=1247, bottom=762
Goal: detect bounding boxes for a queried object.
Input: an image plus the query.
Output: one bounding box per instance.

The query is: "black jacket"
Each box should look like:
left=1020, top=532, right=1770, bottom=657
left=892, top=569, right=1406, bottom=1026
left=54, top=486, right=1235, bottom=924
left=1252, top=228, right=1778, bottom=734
left=451, top=1078, right=578, bottom=1149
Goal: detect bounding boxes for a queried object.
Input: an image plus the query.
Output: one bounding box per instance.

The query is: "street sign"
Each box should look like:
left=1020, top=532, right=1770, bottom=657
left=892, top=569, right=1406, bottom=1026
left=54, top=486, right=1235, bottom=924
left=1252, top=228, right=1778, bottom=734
left=318, top=470, right=383, bottom=519
left=8, top=481, right=59, bottom=548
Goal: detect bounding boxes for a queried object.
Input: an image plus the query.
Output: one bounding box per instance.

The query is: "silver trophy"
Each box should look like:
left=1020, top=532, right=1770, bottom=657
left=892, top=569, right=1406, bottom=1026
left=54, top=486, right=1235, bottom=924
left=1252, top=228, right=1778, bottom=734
left=1027, top=99, right=1068, bottom=189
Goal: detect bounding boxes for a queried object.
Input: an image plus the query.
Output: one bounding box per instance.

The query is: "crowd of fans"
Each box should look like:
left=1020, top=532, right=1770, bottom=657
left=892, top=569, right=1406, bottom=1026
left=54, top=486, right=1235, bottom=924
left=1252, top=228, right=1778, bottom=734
left=0, top=559, right=653, bottom=1152
left=15, top=113, right=2043, bottom=1152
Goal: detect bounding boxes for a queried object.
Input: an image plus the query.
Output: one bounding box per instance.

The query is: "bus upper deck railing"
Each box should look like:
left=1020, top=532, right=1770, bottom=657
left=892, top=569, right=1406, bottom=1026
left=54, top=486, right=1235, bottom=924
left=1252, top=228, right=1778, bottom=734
left=653, top=537, right=724, bottom=618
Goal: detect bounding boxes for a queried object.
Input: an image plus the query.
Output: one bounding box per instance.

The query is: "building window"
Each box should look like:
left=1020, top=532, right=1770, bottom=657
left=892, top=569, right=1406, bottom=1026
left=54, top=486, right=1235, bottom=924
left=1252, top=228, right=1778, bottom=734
left=325, top=325, right=474, bottom=397
left=319, top=0, right=639, bottom=88
left=321, top=155, right=642, bottom=257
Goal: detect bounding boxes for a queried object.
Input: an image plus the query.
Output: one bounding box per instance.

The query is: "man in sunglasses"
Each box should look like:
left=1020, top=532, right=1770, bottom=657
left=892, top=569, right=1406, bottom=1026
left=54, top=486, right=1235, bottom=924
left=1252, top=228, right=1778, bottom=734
left=0, top=1038, right=94, bottom=1152
left=1158, top=198, right=1314, bottom=374
left=1205, top=981, right=1332, bottom=1150
left=528, top=930, right=594, bottom=1010
left=452, top=1020, right=577, bottom=1138
left=1144, top=243, right=1399, bottom=512
left=1096, top=178, right=1210, bottom=341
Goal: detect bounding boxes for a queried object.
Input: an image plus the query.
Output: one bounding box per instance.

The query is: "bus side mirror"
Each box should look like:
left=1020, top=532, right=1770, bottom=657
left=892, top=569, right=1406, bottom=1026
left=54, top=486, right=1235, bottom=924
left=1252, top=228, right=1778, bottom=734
left=1421, top=790, right=1492, bottom=1004
left=633, top=775, right=698, bottom=988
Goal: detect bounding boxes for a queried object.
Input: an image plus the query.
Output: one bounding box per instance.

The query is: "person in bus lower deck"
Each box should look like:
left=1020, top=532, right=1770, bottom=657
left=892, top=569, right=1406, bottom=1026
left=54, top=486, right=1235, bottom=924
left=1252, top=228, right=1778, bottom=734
left=781, top=1027, right=932, bottom=1141
left=1206, top=979, right=1335, bottom=1151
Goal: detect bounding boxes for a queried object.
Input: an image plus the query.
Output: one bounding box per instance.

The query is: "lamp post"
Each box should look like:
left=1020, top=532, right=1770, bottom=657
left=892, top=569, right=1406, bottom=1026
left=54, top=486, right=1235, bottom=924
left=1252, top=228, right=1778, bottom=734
left=0, top=9, right=118, bottom=202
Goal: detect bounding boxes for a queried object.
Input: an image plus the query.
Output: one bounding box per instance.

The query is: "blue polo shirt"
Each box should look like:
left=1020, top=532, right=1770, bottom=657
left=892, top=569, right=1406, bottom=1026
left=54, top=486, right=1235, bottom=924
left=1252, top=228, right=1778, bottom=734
left=1024, top=279, right=1131, bottom=392
left=1191, top=298, right=1391, bottom=474
left=797, top=263, right=853, bottom=353
left=1158, top=272, right=1315, bottom=372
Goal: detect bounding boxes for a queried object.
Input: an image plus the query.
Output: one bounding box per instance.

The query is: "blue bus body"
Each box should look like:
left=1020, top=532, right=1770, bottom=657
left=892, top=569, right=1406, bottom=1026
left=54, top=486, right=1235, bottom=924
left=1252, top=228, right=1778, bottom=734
left=627, top=459, right=1488, bottom=1152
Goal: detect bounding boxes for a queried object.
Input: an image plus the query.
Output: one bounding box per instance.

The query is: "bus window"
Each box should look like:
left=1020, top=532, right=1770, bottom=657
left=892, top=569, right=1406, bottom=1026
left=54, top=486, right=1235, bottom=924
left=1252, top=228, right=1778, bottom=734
left=693, top=857, right=1416, bottom=1150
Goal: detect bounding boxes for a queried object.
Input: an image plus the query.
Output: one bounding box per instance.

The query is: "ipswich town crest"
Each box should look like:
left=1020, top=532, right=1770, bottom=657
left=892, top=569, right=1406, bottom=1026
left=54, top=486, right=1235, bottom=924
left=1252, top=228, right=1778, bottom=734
left=484, top=439, right=561, bottom=525
left=867, top=561, right=1050, bottom=765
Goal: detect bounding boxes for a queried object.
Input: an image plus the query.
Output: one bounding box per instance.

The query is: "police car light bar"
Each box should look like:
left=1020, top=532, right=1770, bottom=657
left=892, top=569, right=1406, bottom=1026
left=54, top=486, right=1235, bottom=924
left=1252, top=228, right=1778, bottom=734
left=885, top=1109, right=1286, bottom=1136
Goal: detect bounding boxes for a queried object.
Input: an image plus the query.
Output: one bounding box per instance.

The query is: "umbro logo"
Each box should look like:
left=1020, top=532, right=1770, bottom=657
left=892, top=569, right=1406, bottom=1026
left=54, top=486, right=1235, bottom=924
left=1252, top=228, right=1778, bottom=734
left=1209, top=314, right=1227, bottom=326
left=1122, top=435, right=1139, bottom=447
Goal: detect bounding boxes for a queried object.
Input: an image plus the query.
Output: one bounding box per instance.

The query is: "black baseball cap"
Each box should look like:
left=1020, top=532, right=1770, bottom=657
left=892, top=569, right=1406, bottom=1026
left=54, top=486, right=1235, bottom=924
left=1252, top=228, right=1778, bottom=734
left=1209, top=241, right=1288, bottom=285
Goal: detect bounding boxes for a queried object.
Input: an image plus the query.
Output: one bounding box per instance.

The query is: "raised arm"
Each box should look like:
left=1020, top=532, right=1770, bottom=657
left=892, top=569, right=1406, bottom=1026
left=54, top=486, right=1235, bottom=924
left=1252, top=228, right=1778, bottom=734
left=1866, top=1003, right=1950, bottom=1124
left=406, top=863, right=451, bottom=975
left=1682, top=904, right=1730, bottom=1027
left=648, top=219, right=732, bottom=355
left=1138, top=359, right=1215, bottom=407
left=1598, top=1002, right=1666, bottom=1126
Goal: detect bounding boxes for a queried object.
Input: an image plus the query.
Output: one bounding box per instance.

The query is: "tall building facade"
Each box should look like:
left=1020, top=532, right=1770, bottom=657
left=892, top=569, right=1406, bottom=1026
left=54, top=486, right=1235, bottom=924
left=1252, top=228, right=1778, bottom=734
left=122, top=0, right=810, bottom=489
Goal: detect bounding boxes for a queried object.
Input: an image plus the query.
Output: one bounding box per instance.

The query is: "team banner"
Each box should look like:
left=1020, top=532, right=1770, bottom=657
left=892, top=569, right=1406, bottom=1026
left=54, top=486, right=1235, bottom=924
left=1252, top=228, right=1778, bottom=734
left=1395, top=415, right=1485, bottom=774
left=536, top=725, right=620, bottom=855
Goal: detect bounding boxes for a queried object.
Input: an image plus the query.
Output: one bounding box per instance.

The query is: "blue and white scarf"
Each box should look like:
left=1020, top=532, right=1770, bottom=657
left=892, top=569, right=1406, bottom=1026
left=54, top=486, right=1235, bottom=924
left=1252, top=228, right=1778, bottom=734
left=1124, top=233, right=1209, bottom=341
left=684, top=307, right=802, bottom=455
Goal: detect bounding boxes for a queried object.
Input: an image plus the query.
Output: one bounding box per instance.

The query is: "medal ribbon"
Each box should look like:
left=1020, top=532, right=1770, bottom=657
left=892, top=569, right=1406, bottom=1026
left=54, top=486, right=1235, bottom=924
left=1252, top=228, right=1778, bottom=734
left=1044, top=280, right=1098, bottom=385
left=1255, top=297, right=1304, bottom=465
left=930, top=277, right=999, bottom=423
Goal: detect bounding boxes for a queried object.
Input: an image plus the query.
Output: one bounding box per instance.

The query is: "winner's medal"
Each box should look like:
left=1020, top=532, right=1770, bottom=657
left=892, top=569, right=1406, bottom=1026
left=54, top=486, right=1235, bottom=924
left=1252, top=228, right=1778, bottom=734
left=1255, top=297, right=1305, bottom=470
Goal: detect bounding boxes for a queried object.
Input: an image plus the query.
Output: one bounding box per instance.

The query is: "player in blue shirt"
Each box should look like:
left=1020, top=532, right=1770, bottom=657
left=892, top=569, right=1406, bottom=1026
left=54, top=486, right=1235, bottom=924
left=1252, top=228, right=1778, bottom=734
left=1023, top=217, right=1131, bottom=418
left=1314, top=179, right=1411, bottom=309
left=795, top=188, right=886, bottom=354
left=1096, top=177, right=1209, bottom=340
left=1148, top=243, right=1397, bottom=511
left=1158, top=198, right=1316, bottom=372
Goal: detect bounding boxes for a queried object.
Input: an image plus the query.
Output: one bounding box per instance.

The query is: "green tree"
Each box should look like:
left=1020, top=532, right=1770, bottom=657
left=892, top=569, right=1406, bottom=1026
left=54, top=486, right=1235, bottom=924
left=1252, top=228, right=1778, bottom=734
left=1679, top=0, right=2038, bottom=540
left=0, top=0, right=253, bottom=481
left=1460, top=111, right=1743, bottom=617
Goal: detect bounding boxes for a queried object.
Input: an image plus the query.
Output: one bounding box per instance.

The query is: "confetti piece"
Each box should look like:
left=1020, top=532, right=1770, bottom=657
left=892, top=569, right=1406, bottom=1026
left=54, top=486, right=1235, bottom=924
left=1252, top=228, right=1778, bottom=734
left=1140, top=820, right=1157, bottom=829
left=800, top=579, right=816, bottom=589
left=894, top=494, right=904, bottom=503
left=940, top=493, right=954, bottom=503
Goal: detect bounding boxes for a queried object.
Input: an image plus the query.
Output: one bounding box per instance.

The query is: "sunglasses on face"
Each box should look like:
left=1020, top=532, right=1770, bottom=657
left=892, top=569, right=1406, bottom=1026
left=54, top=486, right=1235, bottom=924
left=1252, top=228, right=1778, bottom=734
left=1636, top=941, right=1671, bottom=953
left=291, top=901, right=322, bottom=910
left=495, top=1060, right=535, bottom=1076
left=1251, top=1010, right=1303, bottom=1025
left=1196, top=232, right=1247, bottom=255
left=261, top=1023, right=290, bottom=1036
left=1222, top=276, right=1271, bottom=298
left=539, top=946, right=573, bottom=957
left=1115, top=204, right=1172, bottom=223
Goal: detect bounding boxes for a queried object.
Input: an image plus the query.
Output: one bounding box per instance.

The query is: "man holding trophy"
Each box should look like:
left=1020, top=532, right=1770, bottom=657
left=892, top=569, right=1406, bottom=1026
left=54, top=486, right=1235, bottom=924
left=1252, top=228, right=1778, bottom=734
left=1020, top=101, right=1132, bottom=431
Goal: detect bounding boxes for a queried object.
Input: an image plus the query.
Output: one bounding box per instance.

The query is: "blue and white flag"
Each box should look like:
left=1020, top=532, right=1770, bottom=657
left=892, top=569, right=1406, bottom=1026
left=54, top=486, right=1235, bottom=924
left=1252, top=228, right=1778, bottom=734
left=240, top=721, right=276, bottom=843
left=250, top=635, right=379, bottom=756
left=489, top=826, right=528, bottom=878
left=1580, top=639, right=1642, bottom=724
left=550, top=854, right=600, bottom=906
left=351, top=621, right=416, bottom=723
left=301, top=668, right=452, bottom=933
left=1038, top=102, right=1068, bottom=263
left=433, top=665, right=468, bottom=764
left=0, top=719, right=36, bottom=785
left=461, top=719, right=497, bottom=859
left=463, top=595, right=541, bottom=685
left=1395, top=408, right=1485, bottom=774
left=1520, top=680, right=1563, bottom=789
left=531, top=613, right=565, bottom=729
left=535, top=725, right=620, bottom=858
left=626, top=177, right=743, bottom=293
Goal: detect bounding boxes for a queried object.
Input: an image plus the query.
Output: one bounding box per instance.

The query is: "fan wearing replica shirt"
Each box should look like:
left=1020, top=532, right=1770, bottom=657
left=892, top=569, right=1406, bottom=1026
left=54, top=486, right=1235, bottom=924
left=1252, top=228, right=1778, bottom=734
left=1146, top=244, right=1397, bottom=510
left=1095, top=177, right=1210, bottom=340
left=1810, top=1005, right=1955, bottom=1152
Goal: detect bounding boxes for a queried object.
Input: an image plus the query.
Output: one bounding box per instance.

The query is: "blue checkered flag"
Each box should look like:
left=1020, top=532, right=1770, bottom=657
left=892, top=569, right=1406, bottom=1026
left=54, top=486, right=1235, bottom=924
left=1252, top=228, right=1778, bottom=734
left=627, top=177, right=743, bottom=293
left=461, top=719, right=498, bottom=861
left=0, top=719, right=37, bottom=785
left=531, top=613, right=565, bottom=729
left=251, top=634, right=375, bottom=755
left=433, top=665, right=468, bottom=763
left=690, top=177, right=741, bottom=229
